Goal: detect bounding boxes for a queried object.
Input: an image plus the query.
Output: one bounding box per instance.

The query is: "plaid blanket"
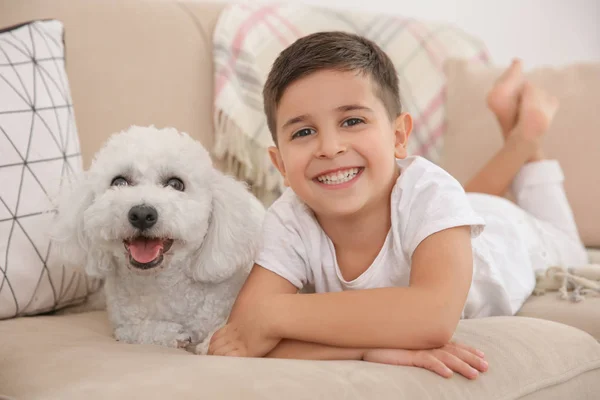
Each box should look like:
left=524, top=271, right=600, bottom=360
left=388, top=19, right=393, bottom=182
left=212, top=4, right=490, bottom=204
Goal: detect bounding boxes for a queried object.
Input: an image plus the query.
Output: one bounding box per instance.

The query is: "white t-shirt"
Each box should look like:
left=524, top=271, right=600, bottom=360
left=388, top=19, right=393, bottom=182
left=255, top=156, right=541, bottom=318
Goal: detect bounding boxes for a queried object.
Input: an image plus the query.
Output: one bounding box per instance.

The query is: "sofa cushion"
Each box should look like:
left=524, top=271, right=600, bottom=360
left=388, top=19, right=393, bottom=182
left=1, top=311, right=599, bottom=399
left=0, top=20, right=100, bottom=319
left=517, top=248, right=600, bottom=340
left=441, top=59, right=600, bottom=247
left=518, top=294, right=600, bottom=340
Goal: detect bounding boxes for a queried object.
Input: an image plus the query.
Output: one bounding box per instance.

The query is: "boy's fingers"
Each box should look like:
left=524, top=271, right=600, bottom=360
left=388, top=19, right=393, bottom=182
left=208, top=329, right=241, bottom=355
left=225, top=345, right=248, bottom=358
left=432, top=350, right=479, bottom=380
left=212, top=341, right=240, bottom=356
left=208, top=335, right=232, bottom=355
left=444, top=346, right=488, bottom=372
left=413, top=352, right=453, bottom=379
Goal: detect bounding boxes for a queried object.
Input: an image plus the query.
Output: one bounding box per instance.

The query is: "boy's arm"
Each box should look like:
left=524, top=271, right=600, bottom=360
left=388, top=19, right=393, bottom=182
left=267, top=225, right=473, bottom=350
left=211, top=264, right=365, bottom=360
left=266, top=340, right=364, bottom=360
left=227, top=264, right=298, bottom=318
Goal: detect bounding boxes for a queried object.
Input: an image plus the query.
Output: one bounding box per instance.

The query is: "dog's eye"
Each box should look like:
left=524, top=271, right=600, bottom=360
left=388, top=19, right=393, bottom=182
left=166, top=178, right=185, bottom=192
left=111, top=176, right=129, bottom=187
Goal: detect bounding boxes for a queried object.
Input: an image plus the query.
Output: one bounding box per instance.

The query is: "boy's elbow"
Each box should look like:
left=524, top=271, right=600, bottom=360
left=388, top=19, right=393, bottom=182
left=427, top=324, right=455, bottom=348
left=389, top=319, right=456, bottom=349
left=425, top=296, right=464, bottom=348
left=420, top=315, right=460, bottom=349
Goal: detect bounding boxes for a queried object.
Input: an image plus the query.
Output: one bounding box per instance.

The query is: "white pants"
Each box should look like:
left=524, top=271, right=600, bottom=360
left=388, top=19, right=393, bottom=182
left=511, top=160, right=588, bottom=268
left=464, top=160, right=588, bottom=317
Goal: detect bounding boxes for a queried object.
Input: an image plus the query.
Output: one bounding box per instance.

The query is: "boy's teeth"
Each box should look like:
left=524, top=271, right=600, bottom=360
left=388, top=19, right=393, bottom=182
left=316, top=168, right=360, bottom=184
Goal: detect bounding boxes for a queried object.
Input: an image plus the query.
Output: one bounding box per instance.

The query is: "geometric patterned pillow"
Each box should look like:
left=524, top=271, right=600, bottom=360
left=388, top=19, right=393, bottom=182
left=0, top=20, right=100, bottom=319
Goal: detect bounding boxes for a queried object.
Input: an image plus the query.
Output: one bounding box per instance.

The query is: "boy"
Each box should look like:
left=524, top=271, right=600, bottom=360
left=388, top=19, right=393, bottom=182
left=207, top=32, right=587, bottom=379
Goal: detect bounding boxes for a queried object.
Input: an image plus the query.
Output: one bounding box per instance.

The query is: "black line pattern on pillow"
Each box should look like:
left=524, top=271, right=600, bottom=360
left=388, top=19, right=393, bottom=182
left=0, top=20, right=96, bottom=318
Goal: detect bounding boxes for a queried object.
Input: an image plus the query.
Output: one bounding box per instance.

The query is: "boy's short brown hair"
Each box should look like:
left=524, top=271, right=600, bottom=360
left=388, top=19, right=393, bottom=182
left=263, top=31, right=402, bottom=144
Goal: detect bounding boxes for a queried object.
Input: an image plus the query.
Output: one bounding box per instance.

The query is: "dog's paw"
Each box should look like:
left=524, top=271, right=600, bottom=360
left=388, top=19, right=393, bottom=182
left=155, top=329, right=193, bottom=349
left=113, top=322, right=193, bottom=348
left=173, top=333, right=193, bottom=349
left=114, top=326, right=138, bottom=344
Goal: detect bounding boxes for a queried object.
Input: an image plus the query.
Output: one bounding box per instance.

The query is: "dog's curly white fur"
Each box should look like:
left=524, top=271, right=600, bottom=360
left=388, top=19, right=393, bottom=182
left=51, top=126, right=264, bottom=352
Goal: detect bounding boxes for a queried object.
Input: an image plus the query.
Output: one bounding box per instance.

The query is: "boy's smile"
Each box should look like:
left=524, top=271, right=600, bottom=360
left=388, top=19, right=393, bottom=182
left=314, top=166, right=364, bottom=188
left=268, top=69, right=412, bottom=217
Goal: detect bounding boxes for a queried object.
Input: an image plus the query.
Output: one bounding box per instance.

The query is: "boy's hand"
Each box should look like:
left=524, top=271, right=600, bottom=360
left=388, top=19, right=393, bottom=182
left=207, top=316, right=280, bottom=357
left=207, top=324, right=249, bottom=357
left=206, top=267, right=299, bottom=358
left=363, top=342, right=488, bottom=380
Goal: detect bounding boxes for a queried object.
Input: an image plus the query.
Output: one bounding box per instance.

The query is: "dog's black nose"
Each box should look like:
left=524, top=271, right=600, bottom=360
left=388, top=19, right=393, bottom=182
left=128, top=205, right=158, bottom=230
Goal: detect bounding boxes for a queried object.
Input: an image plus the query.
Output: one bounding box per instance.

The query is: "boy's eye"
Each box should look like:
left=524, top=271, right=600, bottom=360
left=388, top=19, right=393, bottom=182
left=341, top=118, right=365, bottom=127
left=291, top=128, right=315, bottom=140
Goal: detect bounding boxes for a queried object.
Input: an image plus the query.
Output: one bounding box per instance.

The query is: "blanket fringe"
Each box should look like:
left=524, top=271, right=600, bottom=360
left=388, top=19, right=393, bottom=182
left=213, top=110, right=282, bottom=206
left=534, top=264, right=600, bottom=302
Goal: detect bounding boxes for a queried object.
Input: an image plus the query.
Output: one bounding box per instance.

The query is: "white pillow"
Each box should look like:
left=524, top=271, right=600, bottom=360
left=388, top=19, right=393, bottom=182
left=0, top=20, right=100, bottom=318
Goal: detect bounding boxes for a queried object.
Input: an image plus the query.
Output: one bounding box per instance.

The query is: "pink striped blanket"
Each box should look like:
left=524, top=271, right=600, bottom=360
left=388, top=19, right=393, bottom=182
left=212, top=4, right=490, bottom=204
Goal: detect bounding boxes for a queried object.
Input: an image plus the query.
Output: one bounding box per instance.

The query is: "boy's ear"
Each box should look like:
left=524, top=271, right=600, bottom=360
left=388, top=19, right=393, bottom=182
left=268, top=146, right=290, bottom=187
left=393, top=112, right=413, bottom=159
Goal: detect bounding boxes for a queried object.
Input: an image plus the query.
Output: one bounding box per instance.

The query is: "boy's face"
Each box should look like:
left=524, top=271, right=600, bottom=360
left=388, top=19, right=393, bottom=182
left=268, top=69, right=412, bottom=217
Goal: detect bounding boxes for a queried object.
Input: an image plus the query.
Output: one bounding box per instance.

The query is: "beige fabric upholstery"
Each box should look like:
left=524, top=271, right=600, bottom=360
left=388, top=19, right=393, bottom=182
left=517, top=249, right=600, bottom=340
left=518, top=294, right=600, bottom=341
left=3, top=1, right=600, bottom=399
left=1, top=311, right=600, bottom=399
left=0, top=0, right=226, bottom=169
left=442, top=59, right=600, bottom=247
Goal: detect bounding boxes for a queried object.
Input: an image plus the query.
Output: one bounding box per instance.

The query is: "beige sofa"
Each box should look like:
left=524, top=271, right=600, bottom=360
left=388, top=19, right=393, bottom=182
left=1, top=1, right=600, bottom=399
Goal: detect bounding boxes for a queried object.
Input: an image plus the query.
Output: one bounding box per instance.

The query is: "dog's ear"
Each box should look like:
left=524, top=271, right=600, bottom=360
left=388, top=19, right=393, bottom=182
left=192, top=172, right=265, bottom=283
left=50, top=173, right=112, bottom=278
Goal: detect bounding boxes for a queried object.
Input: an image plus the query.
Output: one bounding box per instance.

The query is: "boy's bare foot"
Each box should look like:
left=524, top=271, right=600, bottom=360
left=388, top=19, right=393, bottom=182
left=486, top=59, right=524, bottom=138
left=510, top=82, right=559, bottom=162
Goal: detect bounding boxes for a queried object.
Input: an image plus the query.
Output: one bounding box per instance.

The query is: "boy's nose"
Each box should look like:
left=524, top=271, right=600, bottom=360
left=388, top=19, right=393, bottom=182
left=316, top=132, right=347, bottom=159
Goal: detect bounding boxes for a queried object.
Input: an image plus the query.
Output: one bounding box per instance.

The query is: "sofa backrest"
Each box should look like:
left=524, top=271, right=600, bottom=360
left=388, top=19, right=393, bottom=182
left=1, top=0, right=226, bottom=168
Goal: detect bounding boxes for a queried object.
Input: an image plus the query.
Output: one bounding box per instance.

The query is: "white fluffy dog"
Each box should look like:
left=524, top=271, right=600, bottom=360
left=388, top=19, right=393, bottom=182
left=51, top=126, right=264, bottom=353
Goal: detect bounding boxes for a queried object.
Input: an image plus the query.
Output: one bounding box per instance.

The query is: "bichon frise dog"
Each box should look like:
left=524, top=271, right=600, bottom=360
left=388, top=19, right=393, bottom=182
left=51, top=126, right=264, bottom=353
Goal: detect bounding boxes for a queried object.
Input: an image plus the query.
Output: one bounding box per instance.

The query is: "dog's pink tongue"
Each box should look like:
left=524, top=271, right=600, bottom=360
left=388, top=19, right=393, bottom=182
left=128, top=238, right=163, bottom=263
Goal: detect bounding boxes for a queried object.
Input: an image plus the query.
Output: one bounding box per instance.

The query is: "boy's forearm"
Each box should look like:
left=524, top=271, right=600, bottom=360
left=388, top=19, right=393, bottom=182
left=269, top=288, right=457, bottom=350
left=266, top=339, right=364, bottom=361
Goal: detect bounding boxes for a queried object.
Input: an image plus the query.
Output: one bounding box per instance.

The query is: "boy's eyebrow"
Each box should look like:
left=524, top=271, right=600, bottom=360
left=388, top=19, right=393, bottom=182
left=282, top=114, right=309, bottom=130
left=335, top=104, right=374, bottom=113
left=281, top=104, right=374, bottom=130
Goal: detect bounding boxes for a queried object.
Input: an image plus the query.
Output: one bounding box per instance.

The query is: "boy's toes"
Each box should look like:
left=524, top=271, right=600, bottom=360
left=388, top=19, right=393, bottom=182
left=486, top=59, right=525, bottom=137
left=487, top=60, right=523, bottom=98
left=498, top=59, right=523, bottom=84
left=516, top=82, right=559, bottom=146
